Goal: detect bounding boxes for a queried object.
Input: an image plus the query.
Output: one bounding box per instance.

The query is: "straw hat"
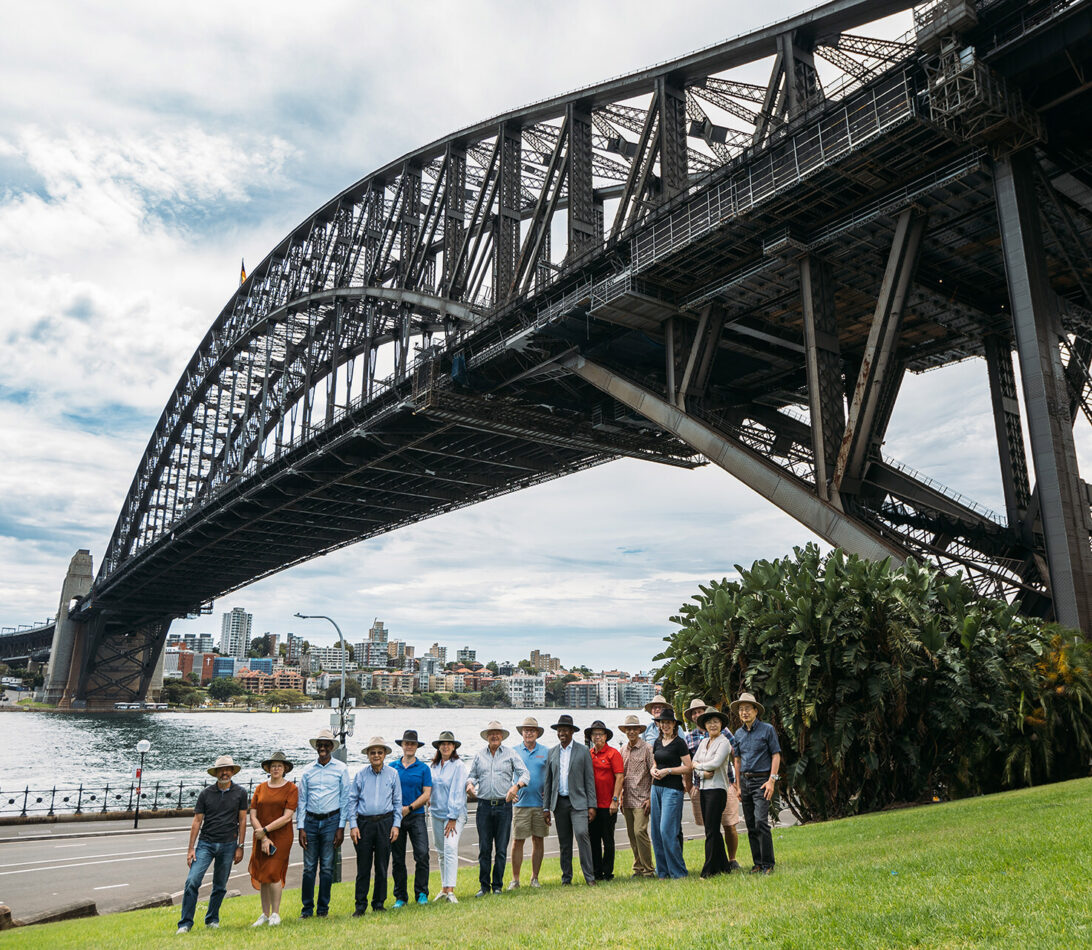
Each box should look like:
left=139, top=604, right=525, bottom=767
left=480, top=720, right=510, bottom=741
left=207, top=754, right=241, bottom=777
left=584, top=719, right=614, bottom=743
left=516, top=716, right=544, bottom=738
left=260, top=750, right=294, bottom=774
left=617, top=713, right=645, bottom=732
left=697, top=709, right=731, bottom=731
left=643, top=693, right=670, bottom=713
left=309, top=727, right=341, bottom=751
left=729, top=692, right=765, bottom=718
left=362, top=736, right=393, bottom=755
left=432, top=730, right=462, bottom=749
left=683, top=697, right=710, bottom=721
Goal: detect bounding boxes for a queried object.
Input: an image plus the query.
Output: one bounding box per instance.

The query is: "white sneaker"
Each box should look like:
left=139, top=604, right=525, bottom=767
left=530, top=878, right=541, bottom=888
left=206, top=922, right=219, bottom=930
left=252, top=914, right=269, bottom=927
left=268, top=914, right=281, bottom=926
left=447, top=894, right=459, bottom=904
left=433, top=892, right=447, bottom=902
left=176, top=925, right=190, bottom=935
left=507, top=880, right=520, bottom=890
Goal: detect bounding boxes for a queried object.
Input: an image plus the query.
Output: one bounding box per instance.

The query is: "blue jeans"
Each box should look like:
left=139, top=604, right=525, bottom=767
left=475, top=800, right=513, bottom=892
left=649, top=786, right=688, bottom=878
left=178, top=839, right=235, bottom=929
left=301, top=813, right=340, bottom=916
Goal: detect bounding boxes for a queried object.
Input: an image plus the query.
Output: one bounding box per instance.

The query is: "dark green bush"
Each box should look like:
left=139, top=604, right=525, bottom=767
left=655, top=544, right=1092, bottom=821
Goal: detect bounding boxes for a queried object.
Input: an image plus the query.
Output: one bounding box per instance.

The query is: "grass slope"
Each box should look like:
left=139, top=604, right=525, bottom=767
left=5, top=778, right=1090, bottom=949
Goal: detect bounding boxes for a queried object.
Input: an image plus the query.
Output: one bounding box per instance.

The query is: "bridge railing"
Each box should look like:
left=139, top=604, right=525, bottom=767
left=0, top=779, right=265, bottom=818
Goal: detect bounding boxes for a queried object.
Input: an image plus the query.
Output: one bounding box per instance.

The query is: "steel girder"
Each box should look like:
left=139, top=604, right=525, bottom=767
left=77, top=0, right=1092, bottom=709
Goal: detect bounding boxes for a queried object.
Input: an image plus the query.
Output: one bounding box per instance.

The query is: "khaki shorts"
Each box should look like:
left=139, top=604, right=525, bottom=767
left=691, top=784, right=741, bottom=828
left=513, top=805, right=549, bottom=839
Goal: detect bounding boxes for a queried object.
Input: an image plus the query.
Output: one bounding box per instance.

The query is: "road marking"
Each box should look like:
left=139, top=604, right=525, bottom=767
left=93, top=883, right=130, bottom=890
left=0, top=844, right=184, bottom=869
left=0, top=852, right=187, bottom=877
left=53, top=843, right=88, bottom=849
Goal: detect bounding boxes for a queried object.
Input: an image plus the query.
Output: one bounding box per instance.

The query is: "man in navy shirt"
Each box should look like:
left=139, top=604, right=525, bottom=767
left=390, top=729, right=432, bottom=906
left=730, top=692, right=781, bottom=874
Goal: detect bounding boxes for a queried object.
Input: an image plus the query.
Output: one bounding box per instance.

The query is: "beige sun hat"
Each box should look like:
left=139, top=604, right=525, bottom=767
left=480, top=720, right=510, bottom=741
left=309, top=727, right=341, bottom=751
left=516, top=716, right=544, bottom=738
left=643, top=693, right=670, bottom=714
left=260, top=750, right=294, bottom=774
left=362, top=736, right=392, bottom=755
left=684, top=697, right=710, bottom=721
left=207, top=754, right=242, bottom=777
left=729, top=692, right=765, bottom=718
left=617, top=713, right=645, bottom=732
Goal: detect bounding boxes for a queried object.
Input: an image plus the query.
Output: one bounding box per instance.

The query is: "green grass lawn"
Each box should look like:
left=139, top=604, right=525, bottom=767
left=6, top=778, right=1090, bottom=949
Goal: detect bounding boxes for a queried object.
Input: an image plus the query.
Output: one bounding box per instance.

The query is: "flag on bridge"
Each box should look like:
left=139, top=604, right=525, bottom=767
left=240, top=258, right=247, bottom=284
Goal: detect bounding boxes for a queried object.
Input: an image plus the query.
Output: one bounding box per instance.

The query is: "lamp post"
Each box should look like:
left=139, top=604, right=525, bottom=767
left=133, top=739, right=151, bottom=829
left=293, top=613, right=354, bottom=761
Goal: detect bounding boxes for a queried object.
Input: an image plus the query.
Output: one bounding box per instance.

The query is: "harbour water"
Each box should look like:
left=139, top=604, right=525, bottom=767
left=2, top=707, right=632, bottom=790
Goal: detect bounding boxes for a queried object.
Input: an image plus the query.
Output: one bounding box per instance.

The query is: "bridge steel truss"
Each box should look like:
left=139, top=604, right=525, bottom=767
left=66, top=0, right=1092, bottom=705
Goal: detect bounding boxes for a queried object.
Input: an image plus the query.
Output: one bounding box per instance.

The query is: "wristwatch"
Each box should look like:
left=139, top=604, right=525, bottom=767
left=770, top=774, right=780, bottom=781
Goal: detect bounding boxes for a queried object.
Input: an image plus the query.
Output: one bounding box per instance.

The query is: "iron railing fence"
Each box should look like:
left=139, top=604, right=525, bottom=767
left=0, top=778, right=270, bottom=818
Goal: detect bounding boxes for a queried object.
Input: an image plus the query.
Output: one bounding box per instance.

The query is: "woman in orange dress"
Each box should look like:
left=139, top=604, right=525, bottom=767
left=248, top=750, right=299, bottom=926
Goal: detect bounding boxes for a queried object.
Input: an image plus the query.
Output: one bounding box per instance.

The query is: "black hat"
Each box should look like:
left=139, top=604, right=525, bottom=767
left=697, top=709, right=731, bottom=731
left=551, top=714, right=580, bottom=731
left=584, top=719, right=614, bottom=742
left=395, top=729, right=420, bottom=747
left=655, top=707, right=679, bottom=723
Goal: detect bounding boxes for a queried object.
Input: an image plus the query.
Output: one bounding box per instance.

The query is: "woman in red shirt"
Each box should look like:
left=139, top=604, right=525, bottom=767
left=585, top=720, right=624, bottom=881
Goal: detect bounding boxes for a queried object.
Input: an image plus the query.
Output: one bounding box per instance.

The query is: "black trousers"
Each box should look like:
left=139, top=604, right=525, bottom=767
left=353, top=814, right=393, bottom=911
left=700, top=789, right=730, bottom=877
left=553, top=795, right=594, bottom=884
left=589, top=807, right=617, bottom=880
left=741, top=774, right=775, bottom=869
left=391, top=811, right=429, bottom=902
left=475, top=800, right=512, bottom=892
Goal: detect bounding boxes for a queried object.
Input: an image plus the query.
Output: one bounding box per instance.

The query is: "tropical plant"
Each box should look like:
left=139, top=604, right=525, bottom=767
left=655, top=544, right=1092, bottom=821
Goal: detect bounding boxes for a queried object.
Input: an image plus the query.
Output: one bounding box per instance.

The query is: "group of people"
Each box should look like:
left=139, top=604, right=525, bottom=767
left=176, top=692, right=780, bottom=933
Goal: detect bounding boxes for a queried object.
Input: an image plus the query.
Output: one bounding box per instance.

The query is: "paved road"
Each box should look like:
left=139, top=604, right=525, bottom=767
left=1, top=809, right=739, bottom=919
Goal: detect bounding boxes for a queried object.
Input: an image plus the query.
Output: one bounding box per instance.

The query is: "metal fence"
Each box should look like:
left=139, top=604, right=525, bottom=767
left=0, top=777, right=274, bottom=819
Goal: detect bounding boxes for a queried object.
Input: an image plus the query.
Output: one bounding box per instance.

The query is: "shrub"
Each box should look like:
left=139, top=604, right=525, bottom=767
left=655, top=544, right=1092, bottom=821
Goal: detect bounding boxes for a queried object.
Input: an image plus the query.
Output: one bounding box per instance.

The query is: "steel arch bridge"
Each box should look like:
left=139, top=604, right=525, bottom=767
left=42, top=0, right=1092, bottom=707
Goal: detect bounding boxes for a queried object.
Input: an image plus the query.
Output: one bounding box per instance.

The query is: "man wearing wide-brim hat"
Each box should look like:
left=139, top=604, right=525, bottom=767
left=466, top=720, right=530, bottom=895
left=390, top=730, right=433, bottom=907
left=729, top=692, right=781, bottom=874
left=176, top=755, right=249, bottom=934
left=617, top=714, right=655, bottom=878
left=542, top=714, right=597, bottom=886
left=510, top=716, right=549, bottom=890
left=297, top=728, right=350, bottom=918
left=642, top=693, right=670, bottom=743
left=347, top=737, right=402, bottom=915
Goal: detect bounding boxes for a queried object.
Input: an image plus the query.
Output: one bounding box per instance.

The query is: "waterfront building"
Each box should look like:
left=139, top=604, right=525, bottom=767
left=308, top=645, right=349, bottom=670
left=211, top=656, right=237, bottom=680
left=249, top=657, right=274, bottom=675
left=496, top=661, right=515, bottom=676
left=372, top=670, right=413, bottom=695
left=597, top=677, right=619, bottom=708
left=502, top=674, right=546, bottom=708
left=619, top=681, right=658, bottom=708
left=456, top=646, right=476, bottom=664
left=443, top=673, right=467, bottom=693
left=530, top=650, right=562, bottom=673
left=563, top=680, right=601, bottom=708
left=427, top=643, right=447, bottom=664
left=219, top=607, right=252, bottom=660
left=286, top=632, right=304, bottom=663
left=369, top=619, right=389, bottom=644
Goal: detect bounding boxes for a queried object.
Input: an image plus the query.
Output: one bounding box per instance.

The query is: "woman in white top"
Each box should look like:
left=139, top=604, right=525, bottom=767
left=692, top=709, right=734, bottom=877
left=429, top=731, right=468, bottom=902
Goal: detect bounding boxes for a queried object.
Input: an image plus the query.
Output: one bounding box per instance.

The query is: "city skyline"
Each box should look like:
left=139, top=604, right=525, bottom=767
left=2, top=2, right=1089, bottom=672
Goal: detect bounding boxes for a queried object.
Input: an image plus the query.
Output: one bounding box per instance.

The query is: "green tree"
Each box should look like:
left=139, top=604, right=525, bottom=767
left=207, top=677, right=246, bottom=701
left=161, top=681, right=200, bottom=706
left=486, top=660, right=498, bottom=673
left=517, top=659, right=534, bottom=673
left=325, top=678, right=365, bottom=704
left=264, top=688, right=309, bottom=707
left=362, top=690, right=388, bottom=706
left=185, top=672, right=200, bottom=686
left=656, top=544, right=1092, bottom=822
left=480, top=683, right=510, bottom=707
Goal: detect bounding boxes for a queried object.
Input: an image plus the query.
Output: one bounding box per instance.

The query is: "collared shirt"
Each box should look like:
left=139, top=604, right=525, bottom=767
left=683, top=726, right=706, bottom=788
left=467, top=744, right=530, bottom=801
left=731, top=720, right=781, bottom=774
left=642, top=722, right=661, bottom=745
left=297, top=757, right=350, bottom=824
left=516, top=741, right=549, bottom=809
left=392, top=758, right=432, bottom=817
left=195, top=783, right=248, bottom=844
left=347, top=764, right=402, bottom=830
left=558, top=741, right=573, bottom=797
left=620, top=738, right=654, bottom=809
left=430, top=757, right=469, bottom=820
left=589, top=744, right=624, bottom=809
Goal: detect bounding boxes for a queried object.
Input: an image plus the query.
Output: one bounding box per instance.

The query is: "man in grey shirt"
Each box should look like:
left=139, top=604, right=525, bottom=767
left=466, top=720, right=530, bottom=896
left=542, top=714, right=597, bottom=886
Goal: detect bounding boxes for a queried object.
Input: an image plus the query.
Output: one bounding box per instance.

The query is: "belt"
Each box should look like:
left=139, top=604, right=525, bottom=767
left=742, top=771, right=770, bottom=778
left=306, top=809, right=340, bottom=821
left=480, top=798, right=509, bottom=807
left=357, top=813, right=392, bottom=823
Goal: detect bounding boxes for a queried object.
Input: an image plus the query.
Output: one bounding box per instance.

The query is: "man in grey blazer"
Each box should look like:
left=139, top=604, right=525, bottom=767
left=542, top=714, right=597, bottom=886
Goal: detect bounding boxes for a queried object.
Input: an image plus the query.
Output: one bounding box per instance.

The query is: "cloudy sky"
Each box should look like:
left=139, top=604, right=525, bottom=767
left=2, top=1, right=1087, bottom=671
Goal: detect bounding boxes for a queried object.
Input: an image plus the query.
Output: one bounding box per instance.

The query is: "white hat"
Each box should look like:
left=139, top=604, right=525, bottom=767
left=309, top=728, right=341, bottom=751
left=480, top=720, right=510, bottom=741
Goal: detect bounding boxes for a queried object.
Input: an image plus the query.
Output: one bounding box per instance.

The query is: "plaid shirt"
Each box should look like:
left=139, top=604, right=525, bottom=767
left=619, top=738, right=654, bottom=809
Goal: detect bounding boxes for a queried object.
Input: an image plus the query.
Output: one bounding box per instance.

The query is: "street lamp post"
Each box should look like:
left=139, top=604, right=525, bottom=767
left=133, top=739, right=151, bottom=829
left=293, top=613, right=354, bottom=761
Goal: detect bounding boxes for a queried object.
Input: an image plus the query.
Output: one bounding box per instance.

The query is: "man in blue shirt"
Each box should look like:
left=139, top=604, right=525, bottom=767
left=643, top=694, right=669, bottom=743
left=296, top=729, right=350, bottom=918
left=348, top=736, right=402, bottom=915
left=729, top=692, right=781, bottom=874
left=509, top=716, right=550, bottom=889
left=390, top=729, right=432, bottom=906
